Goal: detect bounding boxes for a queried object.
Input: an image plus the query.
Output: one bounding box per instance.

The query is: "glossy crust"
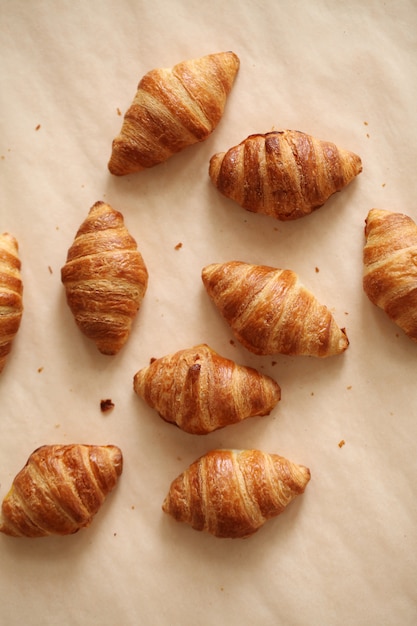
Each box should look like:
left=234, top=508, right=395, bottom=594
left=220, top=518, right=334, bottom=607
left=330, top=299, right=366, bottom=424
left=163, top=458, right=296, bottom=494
left=363, top=208, right=417, bottom=341
left=162, top=449, right=310, bottom=538
left=0, top=444, right=123, bottom=537
left=209, top=130, right=362, bottom=220
left=133, top=343, right=281, bottom=434
left=108, top=51, right=240, bottom=175
left=202, top=261, right=349, bottom=357
left=0, top=232, right=23, bottom=373
left=61, top=201, right=148, bottom=355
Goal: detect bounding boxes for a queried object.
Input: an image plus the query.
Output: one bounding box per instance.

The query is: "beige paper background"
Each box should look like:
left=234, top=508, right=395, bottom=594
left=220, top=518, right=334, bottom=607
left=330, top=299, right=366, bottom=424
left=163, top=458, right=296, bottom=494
left=1, top=1, right=416, bottom=624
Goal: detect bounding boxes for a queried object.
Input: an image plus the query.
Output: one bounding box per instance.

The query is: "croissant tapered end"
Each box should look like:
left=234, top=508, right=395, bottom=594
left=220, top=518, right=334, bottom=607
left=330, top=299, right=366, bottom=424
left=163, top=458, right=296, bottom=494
left=363, top=208, right=417, bottom=341
left=209, top=130, right=362, bottom=220
left=133, top=343, right=281, bottom=434
left=162, top=449, right=310, bottom=538
left=202, top=261, right=349, bottom=357
left=108, top=51, right=240, bottom=176
left=61, top=201, right=148, bottom=355
left=0, top=232, right=23, bottom=373
left=0, top=444, right=123, bottom=538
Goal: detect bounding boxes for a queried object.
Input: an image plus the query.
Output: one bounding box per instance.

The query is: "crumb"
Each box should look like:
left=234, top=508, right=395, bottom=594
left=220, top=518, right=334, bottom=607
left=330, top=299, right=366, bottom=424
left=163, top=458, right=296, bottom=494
left=220, top=587, right=224, bottom=592
left=174, top=242, right=183, bottom=250
left=364, top=121, right=369, bottom=126
left=382, top=183, right=386, bottom=187
left=229, top=339, right=235, bottom=346
left=338, top=440, right=346, bottom=448
left=366, top=133, right=370, bottom=138
left=113, top=532, right=117, bottom=537
left=345, top=311, right=349, bottom=315
left=150, top=357, right=157, bottom=364
left=35, top=124, right=41, bottom=131
left=48, top=265, right=53, bottom=274
left=100, top=398, right=115, bottom=413
left=271, top=361, right=277, bottom=366
left=273, top=227, right=279, bottom=232
left=37, top=366, right=44, bottom=373
left=55, top=423, right=60, bottom=428
left=117, top=108, right=122, bottom=116
left=56, top=226, right=59, bottom=230
left=1, top=155, right=4, bottom=160
left=310, top=391, right=314, bottom=396
left=346, top=385, right=352, bottom=390
left=131, top=505, right=135, bottom=510
left=315, top=266, right=320, bottom=273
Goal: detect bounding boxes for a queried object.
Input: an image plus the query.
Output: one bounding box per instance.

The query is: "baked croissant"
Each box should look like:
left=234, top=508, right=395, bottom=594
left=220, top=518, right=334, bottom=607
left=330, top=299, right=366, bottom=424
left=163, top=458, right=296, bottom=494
left=61, top=201, right=148, bottom=355
left=209, top=130, right=362, bottom=220
left=0, top=444, right=123, bottom=537
left=133, top=343, right=281, bottom=434
left=202, top=261, right=349, bottom=357
left=162, top=448, right=310, bottom=538
left=363, top=208, right=417, bottom=341
left=108, top=51, right=240, bottom=175
left=0, top=232, right=23, bottom=373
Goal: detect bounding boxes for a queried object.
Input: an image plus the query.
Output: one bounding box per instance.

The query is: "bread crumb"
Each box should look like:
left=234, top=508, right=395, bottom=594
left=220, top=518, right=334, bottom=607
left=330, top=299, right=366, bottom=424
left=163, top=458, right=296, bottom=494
left=48, top=265, right=53, bottom=274
left=100, top=398, right=115, bottom=412
left=229, top=339, right=235, bottom=346
left=346, top=385, right=352, bottom=390
left=338, top=440, right=346, bottom=448
left=382, top=183, right=386, bottom=188
left=315, top=266, right=320, bottom=273
left=35, top=124, right=41, bottom=131
left=37, top=366, right=44, bottom=373
left=117, top=108, right=122, bottom=116
left=363, top=121, right=369, bottom=126
left=174, top=242, right=183, bottom=250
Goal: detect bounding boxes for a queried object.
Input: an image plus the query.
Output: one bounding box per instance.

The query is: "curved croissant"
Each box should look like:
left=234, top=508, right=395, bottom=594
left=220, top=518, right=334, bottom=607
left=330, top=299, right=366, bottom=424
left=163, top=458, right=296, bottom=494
left=61, top=201, right=148, bottom=355
left=0, top=444, right=123, bottom=537
left=162, top=449, right=310, bottom=538
left=0, top=233, right=23, bottom=373
left=108, top=51, right=240, bottom=176
left=133, top=343, right=281, bottom=434
left=363, top=208, right=417, bottom=341
left=202, top=261, right=349, bottom=357
left=209, top=130, right=362, bottom=220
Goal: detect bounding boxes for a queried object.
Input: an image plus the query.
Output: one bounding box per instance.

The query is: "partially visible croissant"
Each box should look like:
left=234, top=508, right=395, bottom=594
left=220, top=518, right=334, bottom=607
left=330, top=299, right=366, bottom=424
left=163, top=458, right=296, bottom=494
left=0, top=444, right=123, bottom=537
left=61, top=201, right=148, bottom=355
left=202, top=261, right=348, bottom=357
left=363, top=208, right=417, bottom=341
left=162, top=449, right=310, bottom=538
left=108, top=51, right=240, bottom=176
left=0, top=233, right=23, bottom=373
left=133, top=343, right=281, bottom=434
left=209, top=130, right=362, bottom=220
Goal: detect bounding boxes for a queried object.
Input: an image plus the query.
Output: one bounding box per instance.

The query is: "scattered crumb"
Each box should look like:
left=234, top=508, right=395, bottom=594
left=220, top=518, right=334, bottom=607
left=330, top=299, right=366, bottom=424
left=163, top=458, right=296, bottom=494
left=338, top=440, right=346, bottom=448
left=271, top=361, right=277, bottom=366
left=131, top=505, right=135, bottom=510
left=113, top=532, right=117, bottom=537
left=100, top=398, right=115, bottom=413
left=310, top=391, right=314, bottom=396
left=35, top=124, right=41, bottom=131
left=56, top=226, right=59, bottom=230
left=382, top=183, right=386, bottom=188
left=229, top=339, right=235, bottom=346
left=364, top=121, right=369, bottom=126
left=220, top=587, right=224, bottom=592
left=1, top=155, right=4, bottom=160
left=37, top=366, right=44, bottom=373
left=344, top=311, right=349, bottom=315
left=48, top=265, right=53, bottom=274
left=315, top=266, right=320, bottom=273
left=55, top=423, right=60, bottom=429
left=117, top=108, right=122, bottom=116
left=366, top=133, right=370, bottom=138
left=174, top=242, right=183, bottom=250
left=347, top=385, right=352, bottom=390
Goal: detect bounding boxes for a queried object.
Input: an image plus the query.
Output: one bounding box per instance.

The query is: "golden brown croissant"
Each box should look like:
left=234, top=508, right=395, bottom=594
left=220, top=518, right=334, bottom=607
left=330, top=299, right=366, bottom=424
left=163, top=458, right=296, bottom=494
left=0, top=444, right=123, bottom=537
left=202, top=261, right=349, bottom=357
left=162, top=448, right=310, bottom=538
left=363, top=208, right=417, bottom=341
left=0, top=232, right=23, bottom=373
left=209, top=130, right=362, bottom=220
left=108, top=51, right=240, bottom=176
left=61, top=201, right=148, bottom=355
left=133, top=343, right=281, bottom=434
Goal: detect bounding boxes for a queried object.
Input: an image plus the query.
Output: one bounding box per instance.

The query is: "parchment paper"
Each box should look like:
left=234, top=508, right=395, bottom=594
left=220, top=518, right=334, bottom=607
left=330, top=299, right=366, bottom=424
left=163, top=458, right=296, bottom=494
left=1, top=1, right=416, bottom=624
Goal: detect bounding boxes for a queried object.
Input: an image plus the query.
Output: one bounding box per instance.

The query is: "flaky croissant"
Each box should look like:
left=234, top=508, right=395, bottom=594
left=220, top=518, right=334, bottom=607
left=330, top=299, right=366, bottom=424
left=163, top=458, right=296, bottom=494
left=162, top=449, right=310, bottom=538
left=0, top=444, right=123, bottom=537
left=202, top=261, right=349, bottom=357
left=209, top=130, right=362, bottom=220
left=61, top=201, right=148, bottom=355
left=133, top=343, right=281, bottom=434
left=0, top=232, right=23, bottom=373
left=108, top=51, right=240, bottom=176
left=363, top=208, right=417, bottom=341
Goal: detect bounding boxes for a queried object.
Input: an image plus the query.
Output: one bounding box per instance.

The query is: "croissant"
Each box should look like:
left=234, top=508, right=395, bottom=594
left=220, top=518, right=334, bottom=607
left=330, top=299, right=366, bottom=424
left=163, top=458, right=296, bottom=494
left=363, top=208, right=417, bottom=341
left=108, top=51, right=240, bottom=176
left=162, top=448, right=310, bottom=538
left=133, top=343, right=281, bottom=434
left=0, top=444, right=123, bottom=537
left=202, top=261, right=349, bottom=357
left=61, top=201, right=148, bottom=355
left=209, top=130, right=362, bottom=220
left=0, top=233, right=23, bottom=373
